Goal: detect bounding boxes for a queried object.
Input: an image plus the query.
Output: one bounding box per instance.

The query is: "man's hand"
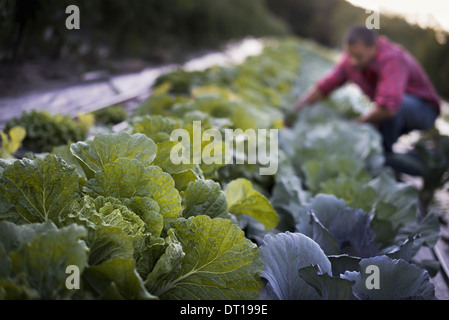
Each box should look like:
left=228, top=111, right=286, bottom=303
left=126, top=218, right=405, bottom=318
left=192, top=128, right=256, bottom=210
left=356, top=103, right=398, bottom=125
left=285, top=86, right=325, bottom=128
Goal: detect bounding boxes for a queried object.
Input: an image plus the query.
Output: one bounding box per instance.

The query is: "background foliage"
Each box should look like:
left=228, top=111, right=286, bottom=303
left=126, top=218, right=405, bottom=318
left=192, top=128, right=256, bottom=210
left=0, top=0, right=448, bottom=99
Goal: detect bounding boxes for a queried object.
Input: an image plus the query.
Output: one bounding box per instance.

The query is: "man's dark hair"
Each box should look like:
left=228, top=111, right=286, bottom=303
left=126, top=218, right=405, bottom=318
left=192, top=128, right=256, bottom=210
left=344, top=25, right=377, bottom=46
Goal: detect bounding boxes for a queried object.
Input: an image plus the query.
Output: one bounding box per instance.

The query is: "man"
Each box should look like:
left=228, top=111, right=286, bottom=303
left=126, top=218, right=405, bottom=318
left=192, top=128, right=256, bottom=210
left=292, top=25, right=440, bottom=176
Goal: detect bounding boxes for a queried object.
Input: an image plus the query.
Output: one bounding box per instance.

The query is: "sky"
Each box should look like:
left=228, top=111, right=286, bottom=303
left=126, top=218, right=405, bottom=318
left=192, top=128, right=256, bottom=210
left=346, top=0, right=449, bottom=32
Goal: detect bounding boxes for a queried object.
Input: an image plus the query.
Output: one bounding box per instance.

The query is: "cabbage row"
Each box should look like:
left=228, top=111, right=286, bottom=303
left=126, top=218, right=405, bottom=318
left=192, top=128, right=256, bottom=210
left=0, top=38, right=441, bottom=300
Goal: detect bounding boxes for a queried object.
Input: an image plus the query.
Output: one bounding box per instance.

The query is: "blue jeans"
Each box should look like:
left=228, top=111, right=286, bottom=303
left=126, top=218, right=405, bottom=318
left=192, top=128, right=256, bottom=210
left=378, top=94, right=438, bottom=175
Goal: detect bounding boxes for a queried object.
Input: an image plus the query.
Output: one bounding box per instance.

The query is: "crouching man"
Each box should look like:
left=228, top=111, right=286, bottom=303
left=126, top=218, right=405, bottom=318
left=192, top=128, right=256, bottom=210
left=292, top=25, right=441, bottom=177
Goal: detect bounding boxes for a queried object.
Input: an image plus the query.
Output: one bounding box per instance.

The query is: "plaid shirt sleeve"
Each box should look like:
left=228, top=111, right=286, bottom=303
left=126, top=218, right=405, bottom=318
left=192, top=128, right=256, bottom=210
left=375, top=55, right=408, bottom=110
left=316, top=58, right=348, bottom=96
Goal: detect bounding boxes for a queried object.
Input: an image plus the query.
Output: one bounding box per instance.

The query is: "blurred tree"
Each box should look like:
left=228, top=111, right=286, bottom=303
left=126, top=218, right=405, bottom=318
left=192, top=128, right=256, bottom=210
left=0, top=0, right=288, bottom=66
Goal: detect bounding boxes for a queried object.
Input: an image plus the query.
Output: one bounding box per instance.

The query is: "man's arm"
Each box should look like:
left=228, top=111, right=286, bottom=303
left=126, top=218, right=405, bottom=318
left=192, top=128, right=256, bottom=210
left=293, top=86, right=324, bottom=111
left=359, top=55, right=408, bottom=125
left=293, top=57, right=349, bottom=111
